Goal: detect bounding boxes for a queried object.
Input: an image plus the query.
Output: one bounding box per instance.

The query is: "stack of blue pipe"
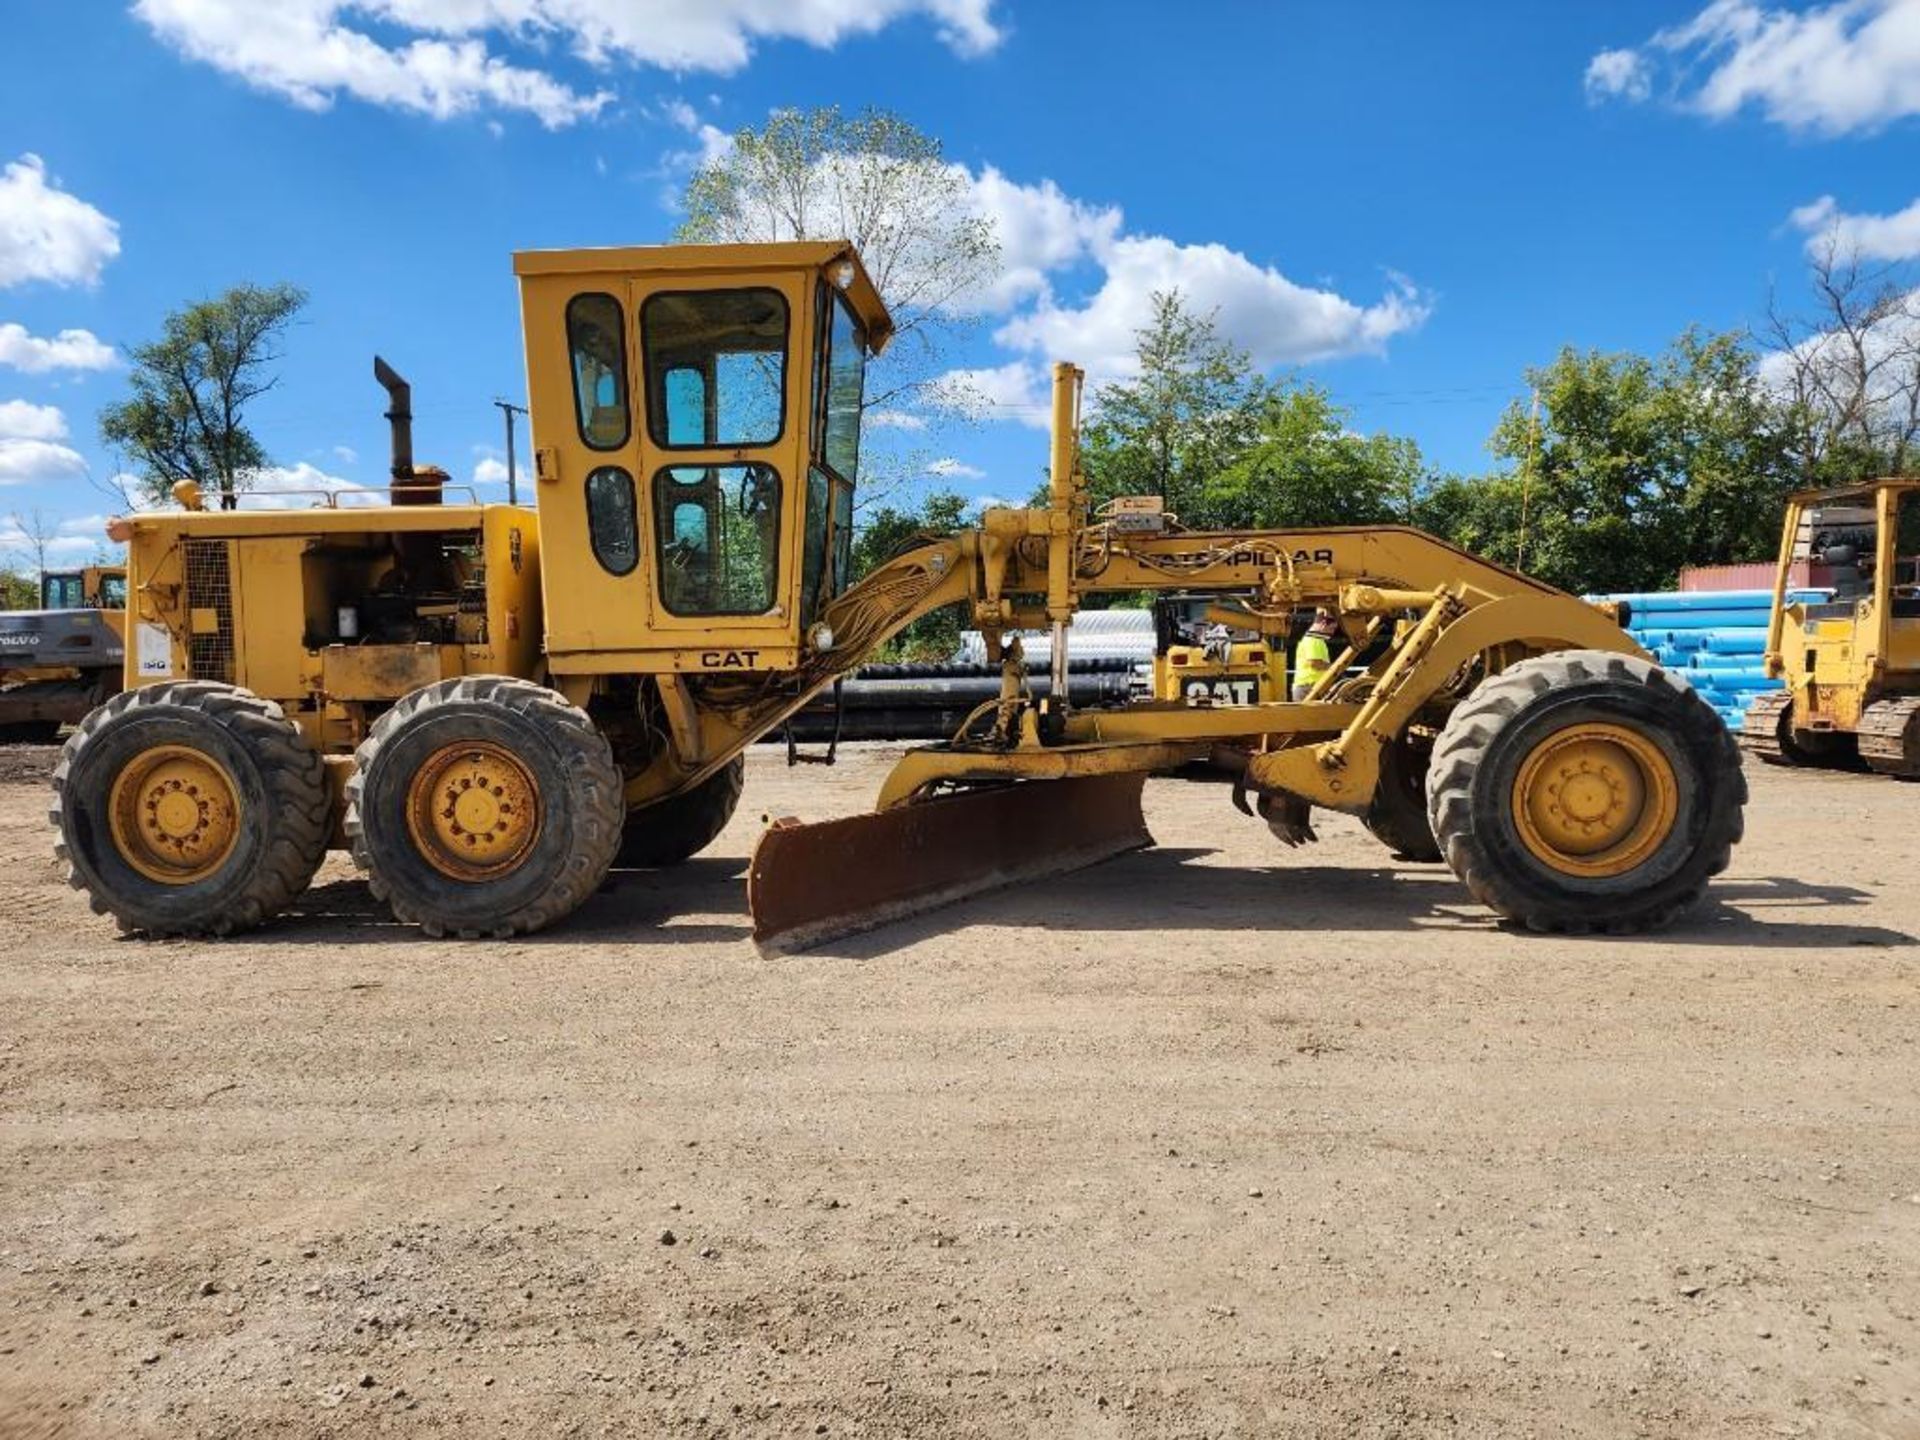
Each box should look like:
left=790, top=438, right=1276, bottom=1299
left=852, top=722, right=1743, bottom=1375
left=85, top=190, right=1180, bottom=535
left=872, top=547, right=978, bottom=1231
left=1599, top=587, right=1826, bottom=730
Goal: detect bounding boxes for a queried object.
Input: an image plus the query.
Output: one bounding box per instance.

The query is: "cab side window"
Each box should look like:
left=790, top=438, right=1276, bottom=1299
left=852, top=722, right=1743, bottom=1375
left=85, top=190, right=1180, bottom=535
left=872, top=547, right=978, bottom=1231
left=585, top=467, right=640, bottom=576
left=567, top=294, right=629, bottom=451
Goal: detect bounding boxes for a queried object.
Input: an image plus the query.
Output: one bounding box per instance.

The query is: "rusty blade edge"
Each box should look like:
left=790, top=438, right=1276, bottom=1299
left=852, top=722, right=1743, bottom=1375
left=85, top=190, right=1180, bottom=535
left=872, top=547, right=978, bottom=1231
left=747, top=773, right=1152, bottom=956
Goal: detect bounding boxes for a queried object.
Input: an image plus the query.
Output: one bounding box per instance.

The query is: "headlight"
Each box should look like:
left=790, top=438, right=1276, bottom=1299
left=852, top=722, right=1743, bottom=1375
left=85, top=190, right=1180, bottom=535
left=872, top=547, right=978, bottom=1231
left=808, top=622, right=835, bottom=652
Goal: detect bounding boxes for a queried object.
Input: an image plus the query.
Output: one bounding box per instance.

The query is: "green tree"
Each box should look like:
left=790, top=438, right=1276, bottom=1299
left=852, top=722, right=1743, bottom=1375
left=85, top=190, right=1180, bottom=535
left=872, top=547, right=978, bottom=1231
left=1080, top=292, right=1267, bottom=522
left=1203, top=384, right=1428, bottom=530
left=850, top=488, right=969, bottom=660
left=100, top=283, right=306, bottom=509
left=677, top=107, right=999, bottom=506
left=0, top=570, right=35, bottom=609
left=1467, top=329, right=1799, bottom=593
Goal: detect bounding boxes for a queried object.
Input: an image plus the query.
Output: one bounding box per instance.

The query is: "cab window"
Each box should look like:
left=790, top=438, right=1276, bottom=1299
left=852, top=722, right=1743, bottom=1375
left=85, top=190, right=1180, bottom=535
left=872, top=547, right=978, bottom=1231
left=41, top=574, right=83, bottom=609
left=817, top=291, right=866, bottom=485
left=567, top=294, right=629, bottom=451
left=653, top=463, right=780, bottom=615
left=99, top=573, right=127, bottom=608
left=585, top=467, right=640, bottom=576
left=1893, top=492, right=1920, bottom=606
left=642, top=290, right=787, bottom=449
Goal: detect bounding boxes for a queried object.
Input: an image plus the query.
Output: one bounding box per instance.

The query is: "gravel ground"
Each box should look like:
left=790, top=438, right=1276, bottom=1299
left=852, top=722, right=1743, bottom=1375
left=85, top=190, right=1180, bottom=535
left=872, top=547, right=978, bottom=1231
left=1, top=742, right=1916, bottom=1439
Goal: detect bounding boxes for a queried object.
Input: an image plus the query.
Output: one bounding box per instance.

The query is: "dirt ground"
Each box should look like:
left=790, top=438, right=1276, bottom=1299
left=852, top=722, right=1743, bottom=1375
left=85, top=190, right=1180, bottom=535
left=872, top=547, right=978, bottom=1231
left=1, top=742, right=1916, bottom=1439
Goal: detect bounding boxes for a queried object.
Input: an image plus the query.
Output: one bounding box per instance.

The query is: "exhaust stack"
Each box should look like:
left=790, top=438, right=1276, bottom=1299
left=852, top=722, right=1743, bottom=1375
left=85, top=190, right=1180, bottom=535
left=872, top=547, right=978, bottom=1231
left=374, top=355, right=441, bottom=505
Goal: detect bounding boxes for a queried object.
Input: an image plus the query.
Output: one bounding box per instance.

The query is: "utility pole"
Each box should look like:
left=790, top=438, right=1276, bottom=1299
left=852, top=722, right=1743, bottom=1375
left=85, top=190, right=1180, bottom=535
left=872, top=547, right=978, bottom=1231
left=492, top=398, right=528, bottom=505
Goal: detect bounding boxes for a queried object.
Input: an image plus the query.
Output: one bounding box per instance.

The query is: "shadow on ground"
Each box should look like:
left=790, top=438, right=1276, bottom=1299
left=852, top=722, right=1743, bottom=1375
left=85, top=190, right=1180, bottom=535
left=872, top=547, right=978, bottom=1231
left=811, top=849, right=1915, bottom=959
left=254, top=856, right=753, bottom=946
left=245, top=841, right=1915, bottom=958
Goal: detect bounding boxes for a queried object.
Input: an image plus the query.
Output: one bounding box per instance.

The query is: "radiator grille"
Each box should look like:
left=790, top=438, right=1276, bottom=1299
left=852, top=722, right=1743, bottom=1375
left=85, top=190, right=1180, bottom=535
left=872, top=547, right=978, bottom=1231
left=182, top=539, right=235, bottom=683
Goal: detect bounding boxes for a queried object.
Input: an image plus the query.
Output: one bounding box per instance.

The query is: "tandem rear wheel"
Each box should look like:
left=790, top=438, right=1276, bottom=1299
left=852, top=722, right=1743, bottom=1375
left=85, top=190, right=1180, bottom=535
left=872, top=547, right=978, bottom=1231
left=50, top=681, right=331, bottom=936
left=346, top=676, right=623, bottom=938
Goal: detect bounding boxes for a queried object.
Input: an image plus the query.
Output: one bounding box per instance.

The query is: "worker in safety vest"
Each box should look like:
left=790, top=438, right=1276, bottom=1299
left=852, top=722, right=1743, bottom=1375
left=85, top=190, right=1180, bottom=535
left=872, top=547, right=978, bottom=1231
left=1292, top=608, right=1339, bottom=701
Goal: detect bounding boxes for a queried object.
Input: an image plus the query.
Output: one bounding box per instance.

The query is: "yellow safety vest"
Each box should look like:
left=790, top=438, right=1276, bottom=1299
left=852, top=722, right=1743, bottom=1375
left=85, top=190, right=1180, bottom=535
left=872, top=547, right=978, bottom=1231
left=1295, top=633, right=1332, bottom=684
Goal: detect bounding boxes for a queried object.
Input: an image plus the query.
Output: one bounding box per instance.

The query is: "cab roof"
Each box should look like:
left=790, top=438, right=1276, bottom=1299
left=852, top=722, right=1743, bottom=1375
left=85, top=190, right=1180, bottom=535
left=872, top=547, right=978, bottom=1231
left=1788, top=475, right=1920, bottom=505
left=511, top=240, right=894, bottom=354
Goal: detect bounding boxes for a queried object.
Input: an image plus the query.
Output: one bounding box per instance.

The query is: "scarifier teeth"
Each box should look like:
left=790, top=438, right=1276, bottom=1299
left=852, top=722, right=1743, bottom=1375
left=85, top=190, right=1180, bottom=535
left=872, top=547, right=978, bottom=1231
left=1256, top=792, right=1318, bottom=847
left=747, top=773, right=1152, bottom=955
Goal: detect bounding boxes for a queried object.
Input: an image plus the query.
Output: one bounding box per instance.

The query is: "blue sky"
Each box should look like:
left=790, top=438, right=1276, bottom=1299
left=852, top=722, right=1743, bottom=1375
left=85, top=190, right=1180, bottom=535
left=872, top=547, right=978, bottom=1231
left=3, top=0, right=1919, bottom=563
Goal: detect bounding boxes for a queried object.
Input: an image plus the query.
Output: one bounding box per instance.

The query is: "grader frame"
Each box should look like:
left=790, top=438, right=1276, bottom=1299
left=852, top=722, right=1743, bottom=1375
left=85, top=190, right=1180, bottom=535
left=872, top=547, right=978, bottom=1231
left=56, top=240, right=1744, bottom=949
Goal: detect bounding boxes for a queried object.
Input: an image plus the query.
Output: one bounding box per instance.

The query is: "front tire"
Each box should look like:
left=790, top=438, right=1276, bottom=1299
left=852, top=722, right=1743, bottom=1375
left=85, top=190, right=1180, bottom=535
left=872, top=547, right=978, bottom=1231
left=50, top=681, right=330, bottom=936
left=1426, top=651, right=1744, bottom=933
left=1361, top=735, right=1441, bottom=863
left=616, top=756, right=744, bottom=868
left=347, top=677, right=622, bottom=938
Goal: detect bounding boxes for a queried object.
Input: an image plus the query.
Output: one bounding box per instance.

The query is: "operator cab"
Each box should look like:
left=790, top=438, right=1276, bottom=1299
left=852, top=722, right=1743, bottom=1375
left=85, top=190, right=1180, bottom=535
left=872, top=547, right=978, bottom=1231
left=41, top=567, right=126, bottom=611
left=513, top=242, right=893, bottom=678
left=1792, top=482, right=1920, bottom=612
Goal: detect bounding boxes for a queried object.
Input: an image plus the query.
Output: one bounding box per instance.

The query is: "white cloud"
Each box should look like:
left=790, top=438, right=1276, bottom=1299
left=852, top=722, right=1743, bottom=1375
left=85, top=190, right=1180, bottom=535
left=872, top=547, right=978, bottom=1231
left=0, top=517, right=102, bottom=562
left=925, top=456, right=984, bottom=479
left=929, top=165, right=1428, bottom=413
left=132, top=0, right=1002, bottom=126
left=0, top=439, right=87, bottom=485
left=1757, top=285, right=1920, bottom=428
left=134, top=0, right=611, bottom=127
left=960, top=166, right=1121, bottom=312
left=0, top=400, right=85, bottom=485
left=331, top=444, right=359, bottom=464
left=0, top=400, right=69, bottom=442
left=0, top=324, right=116, bottom=374
left=1585, top=47, right=1652, bottom=103
left=0, top=154, right=121, bottom=289
left=236, top=461, right=368, bottom=507
left=473, top=456, right=509, bottom=485
left=1791, top=192, right=1920, bottom=260
left=930, top=360, right=1051, bottom=427
left=994, top=236, right=1429, bottom=381
left=866, top=408, right=928, bottom=430
left=1589, top=0, right=1920, bottom=135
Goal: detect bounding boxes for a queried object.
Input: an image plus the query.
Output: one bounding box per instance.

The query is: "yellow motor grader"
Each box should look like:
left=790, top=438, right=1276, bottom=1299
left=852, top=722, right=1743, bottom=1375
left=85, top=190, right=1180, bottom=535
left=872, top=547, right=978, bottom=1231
left=55, top=241, right=1744, bottom=949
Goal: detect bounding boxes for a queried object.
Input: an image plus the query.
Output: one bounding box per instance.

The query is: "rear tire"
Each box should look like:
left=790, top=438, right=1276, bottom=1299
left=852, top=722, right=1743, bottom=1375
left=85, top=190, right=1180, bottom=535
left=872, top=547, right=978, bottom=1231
left=1426, top=650, right=1744, bottom=933
left=50, top=681, right=329, bottom=936
left=616, top=756, right=744, bottom=867
left=346, top=676, right=621, bottom=938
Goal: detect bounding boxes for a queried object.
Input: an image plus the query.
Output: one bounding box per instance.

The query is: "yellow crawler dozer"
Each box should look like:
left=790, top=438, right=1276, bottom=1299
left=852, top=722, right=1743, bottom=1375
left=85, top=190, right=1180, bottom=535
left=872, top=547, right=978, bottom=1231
left=55, top=241, right=1745, bottom=949
left=1741, top=476, right=1920, bottom=777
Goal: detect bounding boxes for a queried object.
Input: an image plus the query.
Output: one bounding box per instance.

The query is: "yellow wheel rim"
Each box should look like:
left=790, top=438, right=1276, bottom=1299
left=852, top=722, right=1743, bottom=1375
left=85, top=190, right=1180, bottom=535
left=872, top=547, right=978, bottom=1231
left=108, top=744, right=242, bottom=884
left=405, top=741, right=542, bottom=882
left=1511, top=722, right=1679, bottom=878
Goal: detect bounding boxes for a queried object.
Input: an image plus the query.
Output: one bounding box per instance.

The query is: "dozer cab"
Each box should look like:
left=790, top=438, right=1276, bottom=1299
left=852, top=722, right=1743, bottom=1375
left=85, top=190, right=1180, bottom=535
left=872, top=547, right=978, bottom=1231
left=1150, top=593, right=1291, bottom=709
left=1741, top=476, right=1920, bottom=776
left=54, top=240, right=1745, bottom=949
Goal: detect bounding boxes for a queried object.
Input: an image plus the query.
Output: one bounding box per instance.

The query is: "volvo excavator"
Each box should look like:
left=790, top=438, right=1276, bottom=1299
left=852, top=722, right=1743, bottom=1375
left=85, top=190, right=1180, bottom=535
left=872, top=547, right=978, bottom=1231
left=54, top=241, right=1745, bottom=950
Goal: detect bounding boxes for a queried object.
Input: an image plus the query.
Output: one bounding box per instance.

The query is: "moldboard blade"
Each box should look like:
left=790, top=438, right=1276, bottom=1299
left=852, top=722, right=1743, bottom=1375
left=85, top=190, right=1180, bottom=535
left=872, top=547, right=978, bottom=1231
left=748, top=772, right=1152, bottom=955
